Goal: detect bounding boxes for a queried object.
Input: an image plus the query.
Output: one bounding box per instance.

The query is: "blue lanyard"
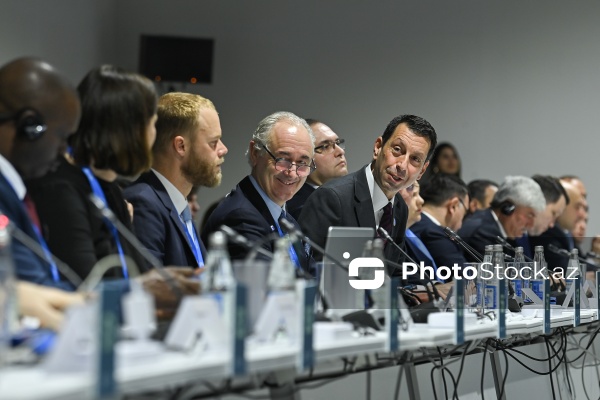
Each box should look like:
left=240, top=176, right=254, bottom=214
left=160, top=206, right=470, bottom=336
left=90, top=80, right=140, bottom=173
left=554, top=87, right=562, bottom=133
left=32, top=224, right=60, bottom=282
left=181, top=218, right=204, bottom=267
left=81, top=168, right=129, bottom=279
left=274, top=217, right=301, bottom=270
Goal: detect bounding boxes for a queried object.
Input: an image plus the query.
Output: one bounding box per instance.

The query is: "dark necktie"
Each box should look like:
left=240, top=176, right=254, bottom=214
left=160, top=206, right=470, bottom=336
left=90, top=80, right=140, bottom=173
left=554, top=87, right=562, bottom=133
left=379, top=202, right=393, bottom=238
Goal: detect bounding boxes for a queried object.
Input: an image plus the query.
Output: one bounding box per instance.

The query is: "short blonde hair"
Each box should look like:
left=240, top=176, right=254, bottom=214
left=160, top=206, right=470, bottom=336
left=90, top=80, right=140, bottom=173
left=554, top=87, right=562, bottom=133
left=153, top=92, right=215, bottom=155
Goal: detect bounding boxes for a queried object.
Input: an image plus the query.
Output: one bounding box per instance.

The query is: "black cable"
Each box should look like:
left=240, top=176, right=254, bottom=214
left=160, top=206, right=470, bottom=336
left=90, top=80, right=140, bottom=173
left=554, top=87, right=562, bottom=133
left=497, top=349, right=510, bottom=400
left=437, top=346, right=449, bottom=400
left=451, top=341, right=471, bottom=400
left=582, top=347, right=591, bottom=400
left=480, top=339, right=489, bottom=400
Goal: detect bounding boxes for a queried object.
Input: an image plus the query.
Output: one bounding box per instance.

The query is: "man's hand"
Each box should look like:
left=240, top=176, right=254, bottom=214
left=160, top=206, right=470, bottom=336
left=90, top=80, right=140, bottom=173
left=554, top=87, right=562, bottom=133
left=137, top=267, right=201, bottom=320
left=17, top=281, right=85, bottom=331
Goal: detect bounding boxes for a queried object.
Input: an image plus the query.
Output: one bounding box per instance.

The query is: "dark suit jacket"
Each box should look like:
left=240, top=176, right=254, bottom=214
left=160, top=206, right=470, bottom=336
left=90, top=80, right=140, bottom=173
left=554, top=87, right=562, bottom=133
left=287, top=183, right=316, bottom=221
left=298, top=165, right=408, bottom=275
left=200, top=176, right=311, bottom=272
left=457, top=209, right=501, bottom=261
left=123, top=171, right=206, bottom=268
left=26, top=157, right=144, bottom=280
left=0, top=172, right=75, bottom=290
left=410, top=213, right=467, bottom=269
left=528, top=225, right=571, bottom=271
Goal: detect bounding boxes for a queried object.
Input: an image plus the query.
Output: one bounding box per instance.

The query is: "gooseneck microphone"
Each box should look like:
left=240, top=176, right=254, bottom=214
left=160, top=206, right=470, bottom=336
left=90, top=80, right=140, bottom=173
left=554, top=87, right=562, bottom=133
left=2, top=213, right=82, bottom=288
left=377, top=226, right=441, bottom=301
left=219, top=225, right=274, bottom=260
left=443, top=227, right=483, bottom=262
left=88, top=194, right=181, bottom=295
left=279, top=216, right=349, bottom=274
left=547, top=244, right=595, bottom=268
left=495, top=236, right=534, bottom=262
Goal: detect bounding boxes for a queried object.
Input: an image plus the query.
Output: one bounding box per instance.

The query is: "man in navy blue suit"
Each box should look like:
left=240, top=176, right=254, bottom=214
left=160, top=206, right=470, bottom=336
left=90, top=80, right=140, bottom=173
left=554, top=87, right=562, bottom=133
left=201, top=111, right=315, bottom=273
left=409, top=174, right=470, bottom=280
left=125, top=92, right=228, bottom=268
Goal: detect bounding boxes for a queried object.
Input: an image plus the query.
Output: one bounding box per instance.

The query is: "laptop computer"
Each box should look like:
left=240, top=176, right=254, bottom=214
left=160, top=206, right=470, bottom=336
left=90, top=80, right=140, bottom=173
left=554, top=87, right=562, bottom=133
left=320, top=226, right=375, bottom=311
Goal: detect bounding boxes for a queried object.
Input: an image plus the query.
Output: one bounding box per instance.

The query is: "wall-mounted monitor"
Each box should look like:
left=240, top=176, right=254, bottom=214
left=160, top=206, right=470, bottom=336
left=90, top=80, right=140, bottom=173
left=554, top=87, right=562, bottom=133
left=139, top=35, right=214, bottom=84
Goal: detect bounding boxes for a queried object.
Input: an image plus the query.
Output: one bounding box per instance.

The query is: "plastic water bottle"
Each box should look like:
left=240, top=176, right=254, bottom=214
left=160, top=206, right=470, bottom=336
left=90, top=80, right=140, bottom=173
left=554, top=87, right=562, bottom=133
left=478, top=245, right=493, bottom=310
left=511, top=247, right=525, bottom=298
left=531, top=246, right=549, bottom=300
left=267, top=237, right=296, bottom=291
left=203, top=231, right=235, bottom=292
left=564, top=248, right=581, bottom=294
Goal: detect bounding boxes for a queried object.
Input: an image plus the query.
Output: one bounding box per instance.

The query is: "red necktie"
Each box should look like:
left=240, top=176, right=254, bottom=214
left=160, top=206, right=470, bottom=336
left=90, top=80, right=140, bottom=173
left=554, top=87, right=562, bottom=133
left=23, top=193, right=42, bottom=231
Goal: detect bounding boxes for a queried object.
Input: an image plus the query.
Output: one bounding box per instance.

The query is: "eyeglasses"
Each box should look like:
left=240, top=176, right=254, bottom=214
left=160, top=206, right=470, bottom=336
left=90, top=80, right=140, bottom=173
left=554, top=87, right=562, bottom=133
left=457, top=197, right=467, bottom=211
left=261, top=145, right=316, bottom=177
left=314, top=138, right=345, bottom=154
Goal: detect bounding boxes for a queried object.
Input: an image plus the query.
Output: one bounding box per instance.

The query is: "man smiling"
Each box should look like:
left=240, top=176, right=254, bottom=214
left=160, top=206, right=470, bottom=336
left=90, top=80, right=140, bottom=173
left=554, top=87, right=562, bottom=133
left=201, top=111, right=315, bottom=271
left=298, top=114, right=437, bottom=270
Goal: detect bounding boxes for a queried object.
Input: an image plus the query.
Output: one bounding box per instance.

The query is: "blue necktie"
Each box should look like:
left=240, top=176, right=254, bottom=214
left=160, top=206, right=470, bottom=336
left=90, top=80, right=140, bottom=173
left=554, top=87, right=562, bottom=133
left=181, top=206, right=204, bottom=267
left=405, top=229, right=444, bottom=283
left=274, top=210, right=301, bottom=269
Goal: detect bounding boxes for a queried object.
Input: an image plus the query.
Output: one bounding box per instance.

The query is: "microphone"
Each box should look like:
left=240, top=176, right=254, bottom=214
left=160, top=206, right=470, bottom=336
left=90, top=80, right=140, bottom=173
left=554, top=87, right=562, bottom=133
left=377, top=226, right=441, bottom=301
left=547, top=244, right=594, bottom=268
left=443, top=227, right=483, bottom=262
left=2, top=214, right=82, bottom=288
left=219, top=225, right=273, bottom=260
left=279, top=216, right=349, bottom=273
left=495, top=236, right=533, bottom=262
left=88, top=194, right=182, bottom=295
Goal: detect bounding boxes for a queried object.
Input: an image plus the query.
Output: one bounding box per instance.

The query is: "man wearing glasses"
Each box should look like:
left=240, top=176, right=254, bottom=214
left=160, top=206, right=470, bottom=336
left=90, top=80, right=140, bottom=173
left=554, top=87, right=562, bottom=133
left=298, top=114, right=437, bottom=273
left=201, top=111, right=315, bottom=271
left=287, top=119, right=348, bottom=220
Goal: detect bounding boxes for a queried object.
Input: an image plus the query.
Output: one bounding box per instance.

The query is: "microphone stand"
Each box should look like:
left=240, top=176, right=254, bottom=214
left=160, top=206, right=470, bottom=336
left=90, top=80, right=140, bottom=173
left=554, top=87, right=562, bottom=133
left=377, top=226, right=441, bottom=302
left=88, top=194, right=182, bottom=297
left=496, top=236, right=533, bottom=262
left=443, top=227, right=483, bottom=262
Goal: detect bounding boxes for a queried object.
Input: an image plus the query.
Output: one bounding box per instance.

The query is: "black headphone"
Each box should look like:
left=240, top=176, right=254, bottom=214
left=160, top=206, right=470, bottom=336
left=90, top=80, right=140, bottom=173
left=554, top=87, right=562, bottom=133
left=0, top=108, right=47, bottom=141
left=491, top=200, right=516, bottom=216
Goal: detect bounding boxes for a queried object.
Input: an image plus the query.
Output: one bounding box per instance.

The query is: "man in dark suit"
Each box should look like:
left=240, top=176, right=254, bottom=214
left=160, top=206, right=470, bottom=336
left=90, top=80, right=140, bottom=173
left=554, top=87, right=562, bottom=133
left=298, top=114, right=437, bottom=274
left=124, top=92, right=228, bottom=267
left=287, top=119, right=348, bottom=220
left=410, top=174, right=469, bottom=278
left=201, top=112, right=315, bottom=273
left=529, top=178, right=581, bottom=271
left=0, top=57, right=81, bottom=290
left=459, top=176, right=546, bottom=261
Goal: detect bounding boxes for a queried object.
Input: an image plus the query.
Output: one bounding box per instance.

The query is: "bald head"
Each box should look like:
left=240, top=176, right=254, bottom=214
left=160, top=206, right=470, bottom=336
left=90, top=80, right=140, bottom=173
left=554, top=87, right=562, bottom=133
left=0, top=57, right=80, bottom=179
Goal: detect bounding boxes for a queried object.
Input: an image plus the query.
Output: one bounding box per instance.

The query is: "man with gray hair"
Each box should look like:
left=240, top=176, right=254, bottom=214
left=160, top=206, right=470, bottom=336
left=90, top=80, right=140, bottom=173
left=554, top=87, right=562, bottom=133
left=458, top=176, right=546, bottom=261
left=201, top=111, right=315, bottom=272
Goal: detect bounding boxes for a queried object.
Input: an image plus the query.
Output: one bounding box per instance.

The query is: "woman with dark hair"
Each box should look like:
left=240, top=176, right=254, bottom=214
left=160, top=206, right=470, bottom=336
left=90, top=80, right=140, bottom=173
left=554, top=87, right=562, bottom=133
left=420, top=142, right=462, bottom=184
left=27, top=65, right=158, bottom=281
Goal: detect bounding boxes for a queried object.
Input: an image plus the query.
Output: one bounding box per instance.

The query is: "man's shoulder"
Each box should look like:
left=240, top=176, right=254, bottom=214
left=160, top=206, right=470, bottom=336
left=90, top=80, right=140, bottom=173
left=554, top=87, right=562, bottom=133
left=319, top=169, right=361, bottom=193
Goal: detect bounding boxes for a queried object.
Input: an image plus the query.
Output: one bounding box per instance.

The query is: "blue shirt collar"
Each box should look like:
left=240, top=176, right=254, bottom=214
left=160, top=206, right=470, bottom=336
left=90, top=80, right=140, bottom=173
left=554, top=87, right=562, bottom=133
left=248, top=175, right=285, bottom=224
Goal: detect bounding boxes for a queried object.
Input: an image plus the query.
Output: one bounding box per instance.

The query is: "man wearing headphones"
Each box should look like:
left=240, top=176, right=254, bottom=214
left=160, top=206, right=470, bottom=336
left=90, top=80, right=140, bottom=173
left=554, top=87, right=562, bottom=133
left=458, top=176, right=546, bottom=261
left=0, top=57, right=81, bottom=289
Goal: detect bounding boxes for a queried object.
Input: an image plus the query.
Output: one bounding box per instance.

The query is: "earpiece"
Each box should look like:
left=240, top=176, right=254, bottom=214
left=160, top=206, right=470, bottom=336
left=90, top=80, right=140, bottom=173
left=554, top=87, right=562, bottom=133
left=496, top=201, right=516, bottom=216
left=0, top=108, right=47, bottom=141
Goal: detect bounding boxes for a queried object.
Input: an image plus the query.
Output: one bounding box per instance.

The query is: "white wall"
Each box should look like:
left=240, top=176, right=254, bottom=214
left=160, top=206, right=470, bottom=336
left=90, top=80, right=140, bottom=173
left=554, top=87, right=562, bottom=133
left=3, top=0, right=600, bottom=235
left=0, top=0, right=118, bottom=84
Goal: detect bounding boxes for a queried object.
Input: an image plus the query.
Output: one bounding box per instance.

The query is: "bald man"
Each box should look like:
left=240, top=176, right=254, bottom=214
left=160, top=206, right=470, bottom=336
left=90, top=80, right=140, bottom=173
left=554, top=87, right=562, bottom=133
left=0, top=57, right=81, bottom=289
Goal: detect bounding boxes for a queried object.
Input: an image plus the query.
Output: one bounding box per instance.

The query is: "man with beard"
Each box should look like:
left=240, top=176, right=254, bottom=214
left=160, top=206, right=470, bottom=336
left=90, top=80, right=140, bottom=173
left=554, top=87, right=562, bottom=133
left=201, top=111, right=315, bottom=272
left=124, top=92, right=228, bottom=267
